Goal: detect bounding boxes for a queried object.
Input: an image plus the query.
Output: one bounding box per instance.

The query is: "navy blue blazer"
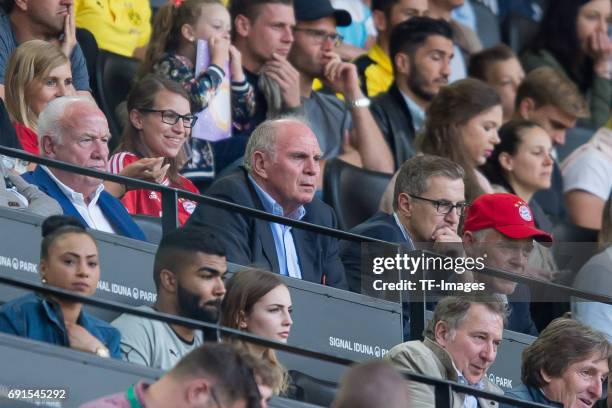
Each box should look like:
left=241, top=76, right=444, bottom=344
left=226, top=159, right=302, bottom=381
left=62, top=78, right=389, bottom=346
left=340, top=211, right=414, bottom=293
left=23, top=166, right=145, bottom=241
left=187, top=168, right=348, bottom=289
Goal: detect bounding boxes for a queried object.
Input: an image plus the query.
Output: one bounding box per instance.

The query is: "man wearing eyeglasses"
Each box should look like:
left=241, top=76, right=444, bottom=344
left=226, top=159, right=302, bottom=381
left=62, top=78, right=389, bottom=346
left=340, top=154, right=466, bottom=294
left=462, top=193, right=553, bottom=335
left=288, top=0, right=395, bottom=185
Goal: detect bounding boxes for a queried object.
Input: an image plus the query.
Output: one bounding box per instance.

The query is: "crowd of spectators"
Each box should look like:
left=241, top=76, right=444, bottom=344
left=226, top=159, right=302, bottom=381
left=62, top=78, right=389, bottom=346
left=0, top=0, right=610, bottom=407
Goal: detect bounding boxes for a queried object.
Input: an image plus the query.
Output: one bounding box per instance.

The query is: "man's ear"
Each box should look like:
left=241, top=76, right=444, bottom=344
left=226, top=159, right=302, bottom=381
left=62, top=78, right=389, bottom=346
left=13, top=0, right=27, bottom=12
left=372, top=9, right=387, bottom=32
left=251, top=151, right=268, bottom=179
left=517, top=97, right=536, bottom=119
left=397, top=192, right=413, bottom=217
left=129, top=109, right=144, bottom=131
left=234, top=14, right=251, bottom=38
left=180, top=23, right=196, bottom=43
left=540, top=368, right=552, bottom=384
left=434, top=320, right=452, bottom=347
left=185, top=378, right=213, bottom=405
left=159, top=269, right=177, bottom=294
left=41, top=135, right=56, bottom=157
left=394, top=52, right=411, bottom=77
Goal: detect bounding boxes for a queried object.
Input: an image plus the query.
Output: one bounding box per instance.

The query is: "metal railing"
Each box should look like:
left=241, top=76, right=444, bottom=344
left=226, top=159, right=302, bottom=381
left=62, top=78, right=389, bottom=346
left=1, top=145, right=609, bottom=407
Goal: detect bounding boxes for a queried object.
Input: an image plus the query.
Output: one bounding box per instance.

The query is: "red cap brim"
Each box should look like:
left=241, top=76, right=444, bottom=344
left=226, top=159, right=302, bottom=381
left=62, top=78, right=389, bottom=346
left=496, top=225, right=553, bottom=244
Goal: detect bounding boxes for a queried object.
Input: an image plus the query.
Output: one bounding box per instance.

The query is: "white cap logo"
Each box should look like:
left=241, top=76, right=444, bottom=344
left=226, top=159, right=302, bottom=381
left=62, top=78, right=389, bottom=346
left=518, top=205, right=532, bottom=222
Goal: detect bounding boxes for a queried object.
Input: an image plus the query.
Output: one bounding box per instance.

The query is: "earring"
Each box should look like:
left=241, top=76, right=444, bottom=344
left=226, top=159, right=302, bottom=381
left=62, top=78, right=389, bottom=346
left=41, top=275, right=47, bottom=284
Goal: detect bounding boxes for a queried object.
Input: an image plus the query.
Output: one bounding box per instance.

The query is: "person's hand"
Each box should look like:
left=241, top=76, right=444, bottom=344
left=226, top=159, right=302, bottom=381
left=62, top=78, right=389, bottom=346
left=65, top=322, right=105, bottom=355
left=60, top=4, right=77, bottom=58
left=209, top=35, right=230, bottom=68
left=586, top=31, right=612, bottom=77
left=321, top=52, right=361, bottom=101
left=229, top=45, right=245, bottom=82
left=432, top=226, right=464, bottom=258
left=120, top=157, right=170, bottom=186
left=260, top=52, right=301, bottom=108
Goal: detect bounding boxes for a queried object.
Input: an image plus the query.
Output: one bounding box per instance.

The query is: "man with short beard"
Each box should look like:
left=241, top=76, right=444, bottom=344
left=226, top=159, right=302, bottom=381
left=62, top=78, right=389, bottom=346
left=371, top=17, right=453, bottom=169
left=112, top=228, right=228, bottom=370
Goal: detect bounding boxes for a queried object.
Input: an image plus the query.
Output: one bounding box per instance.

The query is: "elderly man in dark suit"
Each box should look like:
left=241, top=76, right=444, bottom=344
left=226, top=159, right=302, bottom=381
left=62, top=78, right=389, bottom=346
left=187, top=117, right=347, bottom=289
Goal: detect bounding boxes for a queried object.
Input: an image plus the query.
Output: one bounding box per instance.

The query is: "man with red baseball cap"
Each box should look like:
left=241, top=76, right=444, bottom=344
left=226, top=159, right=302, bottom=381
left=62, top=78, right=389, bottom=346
left=462, top=193, right=553, bottom=335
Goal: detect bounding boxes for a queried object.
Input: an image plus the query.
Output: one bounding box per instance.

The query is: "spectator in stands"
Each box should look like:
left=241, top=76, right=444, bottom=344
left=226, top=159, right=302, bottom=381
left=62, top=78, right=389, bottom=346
left=468, top=44, right=525, bottom=123
left=0, top=0, right=90, bottom=99
left=224, top=0, right=299, bottom=171
left=112, top=227, right=227, bottom=370
left=483, top=120, right=554, bottom=233
left=0, top=98, right=22, bottom=152
left=562, top=127, right=612, bottom=230
left=74, top=0, right=151, bottom=59
left=81, top=343, right=262, bottom=408
left=572, top=194, right=612, bottom=341
left=5, top=40, right=75, bottom=156
left=428, top=0, right=483, bottom=82
left=139, top=0, right=255, bottom=180
left=0, top=155, right=61, bottom=216
left=220, top=268, right=292, bottom=395
left=332, top=0, right=377, bottom=61
left=187, top=118, right=348, bottom=289
left=505, top=317, right=610, bottom=407
left=522, top=0, right=612, bottom=129
left=340, top=155, right=466, bottom=293
left=0, top=215, right=120, bottom=359
left=513, top=66, right=589, bottom=223
left=22, top=97, right=146, bottom=241
left=331, top=360, right=411, bottom=408
left=386, top=295, right=507, bottom=407
left=354, top=0, right=429, bottom=97
left=107, top=75, right=199, bottom=226
left=462, top=193, right=553, bottom=335
left=289, top=0, right=394, bottom=176
left=416, top=77, right=502, bottom=201
left=370, top=17, right=454, bottom=168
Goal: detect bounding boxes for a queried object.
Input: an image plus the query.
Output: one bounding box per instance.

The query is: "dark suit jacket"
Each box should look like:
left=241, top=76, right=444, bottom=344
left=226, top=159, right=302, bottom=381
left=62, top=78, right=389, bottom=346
left=340, top=211, right=414, bottom=293
left=23, top=166, right=146, bottom=241
left=187, top=168, right=347, bottom=289
left=507, top=284, right=539, bottom=336
left=370, top=84, right=417, bottom=170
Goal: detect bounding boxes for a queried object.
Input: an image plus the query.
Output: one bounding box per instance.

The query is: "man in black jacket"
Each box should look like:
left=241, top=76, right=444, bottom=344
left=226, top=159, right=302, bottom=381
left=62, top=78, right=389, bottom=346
left=187, top=117, right=347, bottom=289
left=370, top=17, right=453, bottom=169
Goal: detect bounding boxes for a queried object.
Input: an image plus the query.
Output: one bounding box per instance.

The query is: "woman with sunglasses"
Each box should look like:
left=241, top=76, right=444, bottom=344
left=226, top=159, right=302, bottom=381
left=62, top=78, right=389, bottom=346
left=108, top=74, right=199, bottom=226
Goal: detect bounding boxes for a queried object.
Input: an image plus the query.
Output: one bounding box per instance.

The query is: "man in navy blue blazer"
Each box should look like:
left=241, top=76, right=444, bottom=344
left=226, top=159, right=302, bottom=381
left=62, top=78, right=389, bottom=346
left=22, top=97, right=145, bottom=241
left=187, top=117, right=347, bottom=289
left=340, top=155, right=467, bottom=294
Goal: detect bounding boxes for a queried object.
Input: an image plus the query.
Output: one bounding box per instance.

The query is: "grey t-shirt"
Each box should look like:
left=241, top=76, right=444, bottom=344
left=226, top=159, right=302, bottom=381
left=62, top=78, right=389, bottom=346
left=0, top=12, right=90, bottom=91
left=303, top=92, right=352, bottom=160
left=111, top=306, right=204, bottom=371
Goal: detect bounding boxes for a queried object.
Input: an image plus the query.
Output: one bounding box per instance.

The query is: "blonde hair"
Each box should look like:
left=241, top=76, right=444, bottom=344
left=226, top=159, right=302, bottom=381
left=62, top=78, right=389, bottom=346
left=5, top=40, right=70, bottom=132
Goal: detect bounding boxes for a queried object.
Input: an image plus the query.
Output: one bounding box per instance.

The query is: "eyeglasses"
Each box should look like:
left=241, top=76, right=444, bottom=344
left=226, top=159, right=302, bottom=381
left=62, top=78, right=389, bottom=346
left=139, top=108, right=198, bottom=128
left=409, top=194, right=469, bottom=217
left=293, top=27, right=344, bottom=47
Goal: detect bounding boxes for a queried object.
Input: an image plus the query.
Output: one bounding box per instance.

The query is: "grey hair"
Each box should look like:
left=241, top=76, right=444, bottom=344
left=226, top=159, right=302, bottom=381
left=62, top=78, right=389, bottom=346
left=37, top=96, right=97, bottom=149
left=393, top=154, right=466, bottom=211
left=243, top=116, right=311, bottom=173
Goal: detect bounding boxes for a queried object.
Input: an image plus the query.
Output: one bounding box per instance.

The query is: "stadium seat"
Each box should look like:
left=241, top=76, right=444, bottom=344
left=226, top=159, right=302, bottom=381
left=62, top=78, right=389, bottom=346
left=95, top=51, right=140, bottom=149
left=290, top=370, right=338, bottom=406
left=323, top=158, right=392, bottom=230
left=131, top=214, right=163, bottom=244
left=472, top=1, right=502, bottom=48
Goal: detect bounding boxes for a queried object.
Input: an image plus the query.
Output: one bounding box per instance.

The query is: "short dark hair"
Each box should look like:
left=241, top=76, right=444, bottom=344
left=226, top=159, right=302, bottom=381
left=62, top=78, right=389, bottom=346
left=230, top=0, right=293, bottom=22
left=170, top=343, right=262, bottom=408
left=1, top=0, right=14, bottom=14
left=153, top=227, right=226, bottom=289
left=482, top=119, right=542, bottom=193
left=393, top=155, right=465, bottom=211
left=521, top=317, right=610, bottom=388
left=389, top=17, right=453, bottom=70
left=468, top=44, right=517, bottom=81
left=40, top=215, right=92, bottom=260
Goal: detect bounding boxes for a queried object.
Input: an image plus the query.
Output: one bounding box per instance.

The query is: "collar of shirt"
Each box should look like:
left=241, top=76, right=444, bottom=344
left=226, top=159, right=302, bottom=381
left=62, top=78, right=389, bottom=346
left=41, top=165, right=105, bottom=208
left=248, top=175, right=306, bottom=222
left=392, top=212, right=415, bottom=246
left=399, top=90, right=426, bottom=132
left=454, top=365, right=485, bottom=408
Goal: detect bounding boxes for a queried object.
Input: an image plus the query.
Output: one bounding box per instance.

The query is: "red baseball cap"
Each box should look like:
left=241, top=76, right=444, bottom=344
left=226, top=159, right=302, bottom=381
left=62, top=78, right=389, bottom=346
left=464, top=193, right=553, bottom=243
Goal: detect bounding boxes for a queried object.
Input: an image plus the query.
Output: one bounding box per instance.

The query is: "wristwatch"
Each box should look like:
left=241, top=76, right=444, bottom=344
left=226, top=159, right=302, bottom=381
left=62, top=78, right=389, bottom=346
left=347, top=97, right=371, bottom=109
left=94, top=346, right=110, bottom=358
